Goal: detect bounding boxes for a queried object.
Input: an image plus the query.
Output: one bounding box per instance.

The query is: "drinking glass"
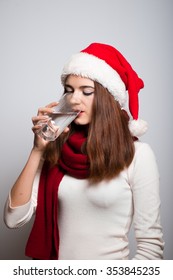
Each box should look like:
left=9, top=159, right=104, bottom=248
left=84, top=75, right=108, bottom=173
left=37, top=93, right=80, bottom=141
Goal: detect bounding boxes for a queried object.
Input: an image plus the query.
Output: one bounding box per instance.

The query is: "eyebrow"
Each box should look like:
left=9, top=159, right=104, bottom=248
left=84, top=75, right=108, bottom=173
left=65, top=84, right=95, bottom=89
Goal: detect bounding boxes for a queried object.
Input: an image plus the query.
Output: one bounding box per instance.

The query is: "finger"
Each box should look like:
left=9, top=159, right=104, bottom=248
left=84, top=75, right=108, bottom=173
left=45, top=101, right=59, bottom=108
left=32, top=115, right=50, bottom=125
left=36, top=101, right=59, bottom=116
left=37, top=107, right=53, bottom=116
left=32, top=124, right=43, bottom=132
left=62, top=127, right=70, bottom=134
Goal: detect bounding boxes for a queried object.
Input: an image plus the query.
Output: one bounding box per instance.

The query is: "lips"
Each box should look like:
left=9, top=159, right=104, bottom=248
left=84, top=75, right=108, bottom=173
left=78, top=111, right=84, bottom=117
left=73, top=108, right=84, bottom=117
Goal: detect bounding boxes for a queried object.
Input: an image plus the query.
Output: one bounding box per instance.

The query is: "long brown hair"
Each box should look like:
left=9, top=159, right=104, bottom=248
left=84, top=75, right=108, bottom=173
left=44, top=81, right=135, bottom=183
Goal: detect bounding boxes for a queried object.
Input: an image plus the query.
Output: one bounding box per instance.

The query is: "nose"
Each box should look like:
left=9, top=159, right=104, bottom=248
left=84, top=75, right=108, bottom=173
left=69, top=91, right=82, bottom=105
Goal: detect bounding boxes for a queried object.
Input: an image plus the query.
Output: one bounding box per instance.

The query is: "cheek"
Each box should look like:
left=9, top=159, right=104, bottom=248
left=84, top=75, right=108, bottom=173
left=87, top=97, right=94, bottom=113
left=74, top=96, right=94, bottom=125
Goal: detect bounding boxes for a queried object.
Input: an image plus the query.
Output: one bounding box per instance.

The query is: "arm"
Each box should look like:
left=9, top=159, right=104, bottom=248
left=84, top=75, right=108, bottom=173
left=129, top=142, right=164, bottom=259
left=9, top=102, right=57, bottom=207
left=4, top=102, right=69, bottom=227
left=4, top=103, right=57, bottom=226
left=4, top=159, right=43, bottom=228
left=10, top=148, right=44, bottom=207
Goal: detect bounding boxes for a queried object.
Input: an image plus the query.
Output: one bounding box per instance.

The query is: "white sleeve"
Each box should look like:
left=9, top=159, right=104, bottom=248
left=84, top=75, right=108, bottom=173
left=128, top=142, right=164, bottom=259
left=4, top=162, right=43, bottom=229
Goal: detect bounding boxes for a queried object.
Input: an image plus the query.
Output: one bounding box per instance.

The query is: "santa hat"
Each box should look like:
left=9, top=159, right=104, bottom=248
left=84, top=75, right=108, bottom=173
left=61, top=42, right=148, bottom=137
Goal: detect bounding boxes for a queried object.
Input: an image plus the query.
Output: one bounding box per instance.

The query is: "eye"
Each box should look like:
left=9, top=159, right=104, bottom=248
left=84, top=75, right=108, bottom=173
left=64, top=86, right=73, bottom=94
left=83, top=88, right=95, bottom=96
left=83, top=91, right=94, bottom=96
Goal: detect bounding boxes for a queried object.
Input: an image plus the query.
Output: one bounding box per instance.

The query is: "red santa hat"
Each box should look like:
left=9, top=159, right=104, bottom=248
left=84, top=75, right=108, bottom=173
left=61, top=42, right=148, bottom=137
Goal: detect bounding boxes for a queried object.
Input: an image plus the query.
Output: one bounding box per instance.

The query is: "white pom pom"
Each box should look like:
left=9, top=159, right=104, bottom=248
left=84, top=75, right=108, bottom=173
left=128, top=119, right=148, bottom=137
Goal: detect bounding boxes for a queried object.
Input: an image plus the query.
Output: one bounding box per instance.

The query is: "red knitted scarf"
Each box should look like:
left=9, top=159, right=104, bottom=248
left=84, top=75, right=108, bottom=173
left=25, top=128, right=89, bottom=260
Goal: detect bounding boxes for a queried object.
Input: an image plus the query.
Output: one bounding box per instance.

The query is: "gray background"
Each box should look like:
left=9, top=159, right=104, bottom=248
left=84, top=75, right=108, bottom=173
left=0, top=0, right=172, bottom=260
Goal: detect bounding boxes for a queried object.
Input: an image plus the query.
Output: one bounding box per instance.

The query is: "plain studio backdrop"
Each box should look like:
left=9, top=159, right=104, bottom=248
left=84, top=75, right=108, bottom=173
left=0, top=0, right=172, bottom=260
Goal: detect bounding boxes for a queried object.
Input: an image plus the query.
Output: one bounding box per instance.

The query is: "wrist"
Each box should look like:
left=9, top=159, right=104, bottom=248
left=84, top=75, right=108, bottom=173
left=31, top=146, right=45, bottom=157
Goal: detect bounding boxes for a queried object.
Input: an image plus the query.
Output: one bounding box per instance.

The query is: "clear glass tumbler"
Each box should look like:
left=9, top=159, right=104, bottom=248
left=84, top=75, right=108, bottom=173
left=37, top=93, right=80, bottom=141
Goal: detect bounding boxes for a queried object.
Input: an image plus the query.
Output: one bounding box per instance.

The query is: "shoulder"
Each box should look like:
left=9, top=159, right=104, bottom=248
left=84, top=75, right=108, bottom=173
left=127, top=141, right=159, bottom=183
left=134, top=140, right=153, bottom=152
left=133, top=141, right=157, bottom=162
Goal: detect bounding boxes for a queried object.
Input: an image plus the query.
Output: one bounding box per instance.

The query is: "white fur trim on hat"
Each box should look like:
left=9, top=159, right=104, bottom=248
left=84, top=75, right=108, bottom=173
left=128, top=119, right=148, bottom=137
left=61, top=52, right=126, bottom=107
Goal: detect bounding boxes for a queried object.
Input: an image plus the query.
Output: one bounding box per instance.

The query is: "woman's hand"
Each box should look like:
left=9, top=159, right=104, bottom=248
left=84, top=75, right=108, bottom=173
left=31, top=102, right=58, bottom=152
left=31, top=102, right=70, bottom=152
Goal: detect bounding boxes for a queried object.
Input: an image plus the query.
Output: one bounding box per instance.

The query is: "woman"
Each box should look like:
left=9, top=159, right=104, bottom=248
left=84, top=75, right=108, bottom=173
left=4, top=43, right=164, bottom=260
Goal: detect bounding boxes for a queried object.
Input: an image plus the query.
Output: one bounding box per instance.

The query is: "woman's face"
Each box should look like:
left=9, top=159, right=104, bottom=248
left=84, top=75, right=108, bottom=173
left=64, top=75, right=95, bottom=125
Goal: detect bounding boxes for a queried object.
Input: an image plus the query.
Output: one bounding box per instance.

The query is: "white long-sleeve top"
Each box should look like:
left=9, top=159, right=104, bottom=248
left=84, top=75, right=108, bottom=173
left=4, top=141, right=164, bottom=259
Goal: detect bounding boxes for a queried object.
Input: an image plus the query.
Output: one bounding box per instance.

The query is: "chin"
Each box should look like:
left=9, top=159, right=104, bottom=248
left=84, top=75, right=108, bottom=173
left=74, top=117, right=90, bottom=126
